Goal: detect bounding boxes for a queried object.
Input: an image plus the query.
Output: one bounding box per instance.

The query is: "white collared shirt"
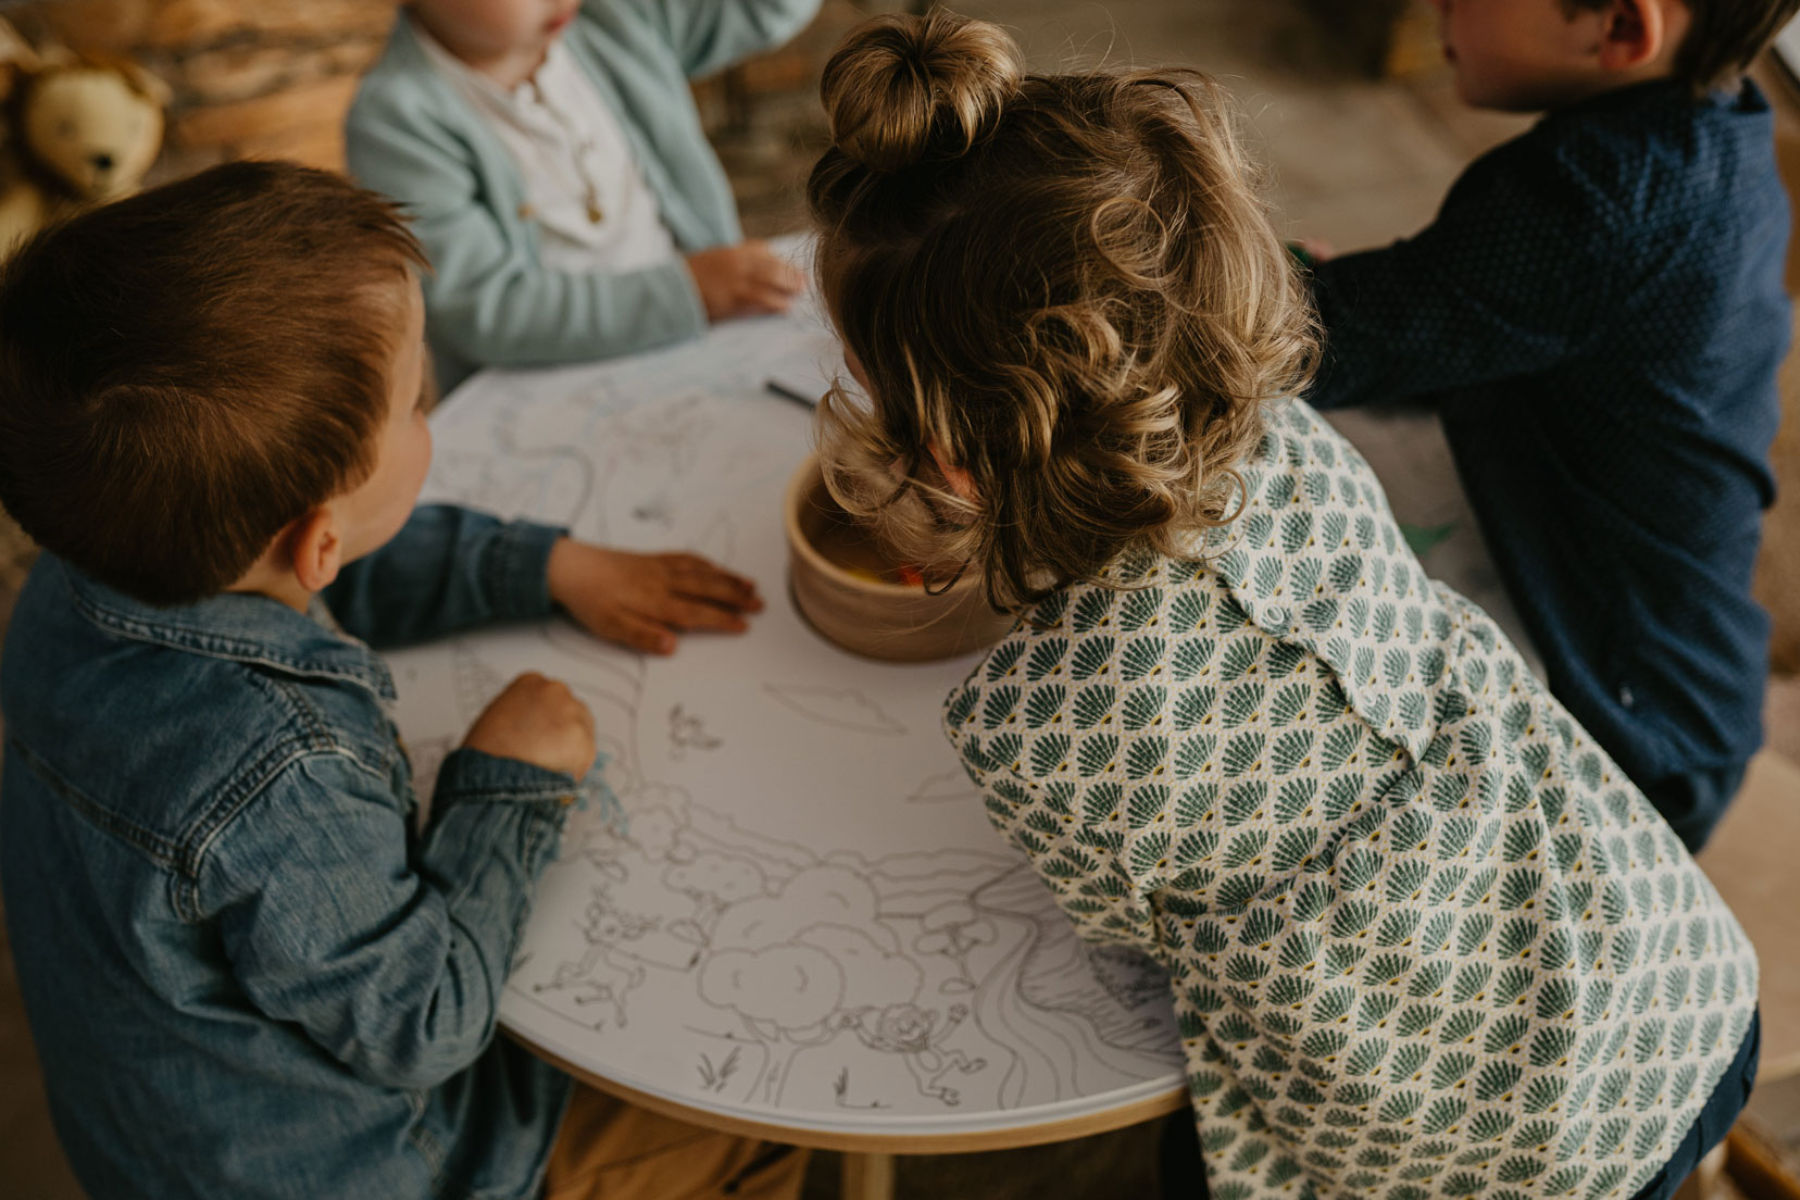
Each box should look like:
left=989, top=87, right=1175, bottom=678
left=412, top=15, right=677, bottom=275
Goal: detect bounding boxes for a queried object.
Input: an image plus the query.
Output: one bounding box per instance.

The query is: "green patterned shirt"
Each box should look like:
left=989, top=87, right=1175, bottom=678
left=944, top=400, right=1757, bottom=1200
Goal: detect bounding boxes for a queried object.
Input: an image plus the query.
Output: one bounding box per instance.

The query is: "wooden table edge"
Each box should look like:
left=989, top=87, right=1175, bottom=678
left=510, top=1032, right=1191, bottom=1154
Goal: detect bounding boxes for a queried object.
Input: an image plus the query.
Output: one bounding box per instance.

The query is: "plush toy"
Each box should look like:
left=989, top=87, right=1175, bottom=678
left=0, top=19, right=166, bottom=252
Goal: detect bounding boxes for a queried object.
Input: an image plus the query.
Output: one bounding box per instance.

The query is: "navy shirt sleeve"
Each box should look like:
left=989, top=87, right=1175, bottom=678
left=1307, top=131, right=1620, bottom=410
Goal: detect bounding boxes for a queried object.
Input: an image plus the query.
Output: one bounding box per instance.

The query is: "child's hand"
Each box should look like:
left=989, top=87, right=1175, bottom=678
left=685, top=241, right=804, bottom=322
left=1291, top=237, right=1337, bottom=266
left=547, top=539, right=763, bottom=655
left=462, top=672, right=597, bottom=779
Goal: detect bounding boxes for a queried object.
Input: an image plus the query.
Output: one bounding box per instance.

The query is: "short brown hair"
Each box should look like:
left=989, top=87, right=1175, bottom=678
left=1565, top=0, right=1800, bottom=91
left=0, top=160, right=425, bottom=605
left=808, top=12, right=1315, bottom=611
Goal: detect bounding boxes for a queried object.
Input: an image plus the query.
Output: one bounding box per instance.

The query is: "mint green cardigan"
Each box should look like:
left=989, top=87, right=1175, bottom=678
left=345, top=0, right=819, bottom=390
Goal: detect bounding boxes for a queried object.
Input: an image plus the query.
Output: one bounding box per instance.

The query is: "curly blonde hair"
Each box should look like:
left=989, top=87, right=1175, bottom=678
left=807, top=11, right=1317, bottom=612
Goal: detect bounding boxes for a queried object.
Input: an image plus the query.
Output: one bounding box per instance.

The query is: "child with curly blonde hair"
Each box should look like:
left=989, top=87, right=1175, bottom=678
left=808, top=13, right=1759, bottom=1200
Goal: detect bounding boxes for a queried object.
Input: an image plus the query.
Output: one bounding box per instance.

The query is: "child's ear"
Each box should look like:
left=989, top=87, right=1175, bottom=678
left=926, top=441, right=978, bottom=503
left=287, top=507, right=345, bottom=594
left=1596, top=0, right=1667, bottom=72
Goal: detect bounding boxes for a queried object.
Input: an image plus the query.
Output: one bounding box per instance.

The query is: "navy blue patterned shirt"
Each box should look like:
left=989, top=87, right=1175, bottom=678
left=1308, top=78, right=1790, bottom=788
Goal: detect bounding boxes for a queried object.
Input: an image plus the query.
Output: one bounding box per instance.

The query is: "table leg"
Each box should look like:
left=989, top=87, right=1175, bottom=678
left=1673, top=1143, right=1727, bottom=1200
left=841, top=1151, right=897, bottom=1200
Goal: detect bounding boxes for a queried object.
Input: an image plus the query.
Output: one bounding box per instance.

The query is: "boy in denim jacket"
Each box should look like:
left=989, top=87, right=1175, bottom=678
left=0, top=162, right=803, bottom=1200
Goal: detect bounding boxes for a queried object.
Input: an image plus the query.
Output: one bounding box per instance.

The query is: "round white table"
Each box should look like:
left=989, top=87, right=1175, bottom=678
left=385, top=240, right=1543, bottom=1198
left=385, top=279, right=1189, bottom=1198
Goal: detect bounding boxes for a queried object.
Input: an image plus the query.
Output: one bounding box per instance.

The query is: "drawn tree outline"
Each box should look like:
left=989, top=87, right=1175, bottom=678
left=913, top=901, right=998, bottom=994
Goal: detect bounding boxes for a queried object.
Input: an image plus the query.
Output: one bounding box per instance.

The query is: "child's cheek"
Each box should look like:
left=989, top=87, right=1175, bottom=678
left=418, top=416, right=434, bottom=472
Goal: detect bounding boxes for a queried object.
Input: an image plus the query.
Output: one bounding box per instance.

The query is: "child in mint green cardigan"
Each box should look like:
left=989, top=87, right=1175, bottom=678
left=346, top=0, right=818, bottom=392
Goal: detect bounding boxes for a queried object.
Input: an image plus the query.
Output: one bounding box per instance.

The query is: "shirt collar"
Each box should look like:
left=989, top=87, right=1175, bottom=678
left=57, top=557, right=397, bottom=702
left=1548, top=74, right=1759, bottom=121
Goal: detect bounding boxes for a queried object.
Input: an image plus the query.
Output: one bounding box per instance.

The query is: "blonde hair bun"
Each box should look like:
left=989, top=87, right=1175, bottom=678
left=821, top=11, right=1023, bottom=173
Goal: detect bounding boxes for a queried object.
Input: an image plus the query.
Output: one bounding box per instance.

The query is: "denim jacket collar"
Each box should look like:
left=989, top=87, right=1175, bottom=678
left=57, top=558, right=397, bottom=702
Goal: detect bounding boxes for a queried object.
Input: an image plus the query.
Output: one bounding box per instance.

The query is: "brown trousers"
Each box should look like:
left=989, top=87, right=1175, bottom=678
left=541, top=1084, right=810, bottom=1200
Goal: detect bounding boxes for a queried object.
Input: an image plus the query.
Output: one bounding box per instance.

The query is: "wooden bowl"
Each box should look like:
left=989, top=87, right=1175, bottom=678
left=784, top=455, right=1014, bottom=662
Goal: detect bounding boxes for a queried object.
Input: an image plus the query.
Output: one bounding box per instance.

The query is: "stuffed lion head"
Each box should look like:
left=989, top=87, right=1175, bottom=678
left=11, top=57, right=167, bottom=201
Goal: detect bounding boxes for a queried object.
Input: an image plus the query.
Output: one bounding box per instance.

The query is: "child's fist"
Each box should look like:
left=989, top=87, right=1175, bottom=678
left=685, top=240, right=804, bottom=322
left=547, top=539, right=763, bottom=656
left=462, top=672, right=597, bottom=780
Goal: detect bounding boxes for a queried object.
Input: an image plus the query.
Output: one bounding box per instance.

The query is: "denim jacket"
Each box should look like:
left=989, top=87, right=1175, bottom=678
left=1, top=506, right=578, bottom=1200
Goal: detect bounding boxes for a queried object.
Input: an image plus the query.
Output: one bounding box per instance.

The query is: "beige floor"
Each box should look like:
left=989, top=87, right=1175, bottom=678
left=2, top=2, right=1796, bottom=1197
left=966, top=0, right=1532, bottom=240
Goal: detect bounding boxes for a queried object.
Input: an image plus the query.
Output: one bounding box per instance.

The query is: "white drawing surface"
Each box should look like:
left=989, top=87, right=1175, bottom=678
left=385, top=246, right=1186, bottom=1139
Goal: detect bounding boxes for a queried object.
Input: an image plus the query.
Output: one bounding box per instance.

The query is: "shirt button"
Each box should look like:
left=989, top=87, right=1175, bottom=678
left=1618, top=686, right=1635, bottom=709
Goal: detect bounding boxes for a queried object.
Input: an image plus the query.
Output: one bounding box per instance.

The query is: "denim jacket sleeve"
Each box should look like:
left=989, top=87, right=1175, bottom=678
left=203, top=746, right=574, bottom=1091
left=618, top=0, right=821, bottom=79
left=322, top=505, right=564, bottom=649
left=1307, top=132, right=1617, bottom=411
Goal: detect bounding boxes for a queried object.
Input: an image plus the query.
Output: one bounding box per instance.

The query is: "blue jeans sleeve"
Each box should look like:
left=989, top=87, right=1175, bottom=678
left=322, top=505, right=565, bottom=649
left=206, top=747, right=578, bottom=1090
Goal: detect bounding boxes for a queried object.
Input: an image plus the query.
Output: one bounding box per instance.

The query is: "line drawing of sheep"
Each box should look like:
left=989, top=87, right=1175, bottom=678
left=533, top=888, right=663, bottom=1031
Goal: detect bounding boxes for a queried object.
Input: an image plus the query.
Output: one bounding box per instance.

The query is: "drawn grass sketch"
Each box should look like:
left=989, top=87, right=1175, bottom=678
left=699, top=1047, right=742, bottom=1093
left=833, top=1067, right=887, bottom=1110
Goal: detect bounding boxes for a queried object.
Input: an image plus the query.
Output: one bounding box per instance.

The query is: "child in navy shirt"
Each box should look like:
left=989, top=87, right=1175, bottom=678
left=1305, top=0, right=1798, bottom=850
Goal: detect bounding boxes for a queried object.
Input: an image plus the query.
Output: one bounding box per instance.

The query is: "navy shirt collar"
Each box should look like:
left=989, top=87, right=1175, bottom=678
left=1545, top=74, right=1766, bottom=121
